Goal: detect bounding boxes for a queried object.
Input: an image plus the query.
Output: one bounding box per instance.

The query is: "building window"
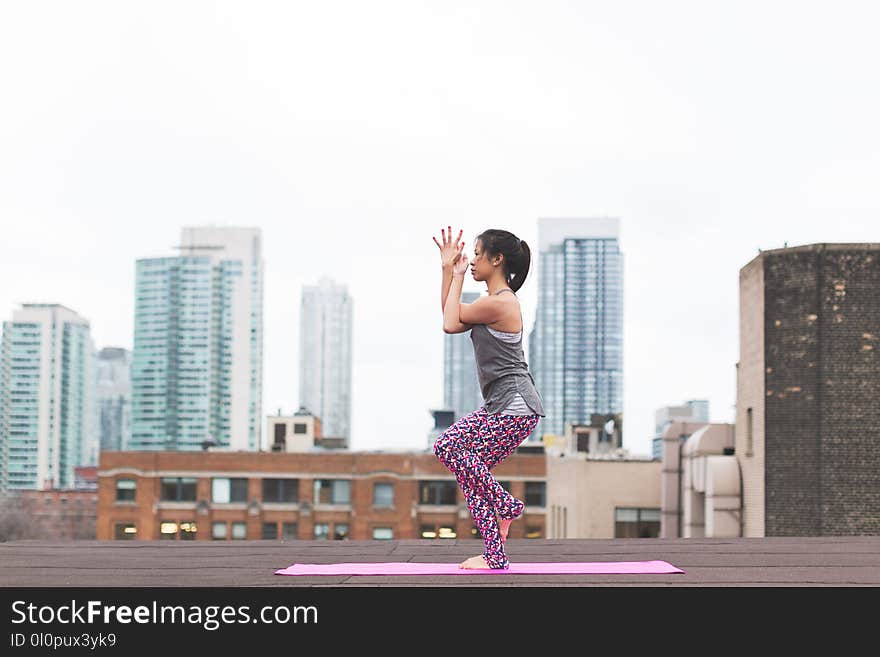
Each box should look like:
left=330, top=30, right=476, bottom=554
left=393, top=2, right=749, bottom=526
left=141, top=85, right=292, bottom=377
left=282, top=522, right=298, bottom=540
left=231, top=522, right=247, bottom=540
left=373, top=482, right=394, bottom=507
left=262, top=478, right=298, bottom=503
left=160, top=522, right=178, bottom=540
left=158, top=521, right=196, bottom=540
left=420, top=524, right=456, bottom=539
left=179, top=521, right=197, bottom=540
left=525, top=482, right=546, bottom=507
left=262, top=522, right=278, bottom=539
left=525, top=525, right=542, bottom=539
left=314, top=479, right=350, bottom=504
left=114, top=523, right=136, bottom=540
left=293, top=423, right=307, bottom=434
left=212, top=478, right=248, bottom=503
left=614, top=508, right=661, bottom=538
left=313, top=523, right=330, bottom=539
left=746, top=407, right=754, bottom=455
left=212, top=522, right=227, bottom=540
left=273, top=423, right=286, bottom=448
left=115, top=479, right=136, bottom=502
left=373, top=527, right=393, bottom=540
left=160, top=477, right=197, bottom=502
left=419, top=481, right=457, bottom=505
left=333, top=523, right=349, bottom=540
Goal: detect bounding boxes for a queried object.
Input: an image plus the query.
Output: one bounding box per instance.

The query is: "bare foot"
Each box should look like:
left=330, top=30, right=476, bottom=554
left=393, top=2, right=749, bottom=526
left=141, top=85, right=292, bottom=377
left=459, top=554, right=492, bottom=569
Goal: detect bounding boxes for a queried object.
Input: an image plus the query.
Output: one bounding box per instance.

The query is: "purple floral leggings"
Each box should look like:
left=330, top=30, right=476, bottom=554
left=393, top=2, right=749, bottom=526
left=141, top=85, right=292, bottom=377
left=432, top=406, right=540, bottom=569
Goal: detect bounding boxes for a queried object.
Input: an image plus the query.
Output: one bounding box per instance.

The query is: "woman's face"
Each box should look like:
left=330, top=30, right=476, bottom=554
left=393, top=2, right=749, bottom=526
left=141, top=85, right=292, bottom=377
left=470, top=239, right=497, bottom=281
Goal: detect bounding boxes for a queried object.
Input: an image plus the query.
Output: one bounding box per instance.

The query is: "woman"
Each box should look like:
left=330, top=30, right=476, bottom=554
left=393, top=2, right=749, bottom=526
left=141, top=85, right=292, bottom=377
left=431, top=226, right=546, bottom=570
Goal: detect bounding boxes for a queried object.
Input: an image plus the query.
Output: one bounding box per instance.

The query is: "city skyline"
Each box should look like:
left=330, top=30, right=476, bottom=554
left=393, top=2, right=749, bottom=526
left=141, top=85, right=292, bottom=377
left=2, top=2, right=879, bottom=457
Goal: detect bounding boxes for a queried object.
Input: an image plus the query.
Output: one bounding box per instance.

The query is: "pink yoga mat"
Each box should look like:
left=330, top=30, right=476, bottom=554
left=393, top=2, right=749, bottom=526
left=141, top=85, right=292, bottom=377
left=275, top=560, right=685, bottom=576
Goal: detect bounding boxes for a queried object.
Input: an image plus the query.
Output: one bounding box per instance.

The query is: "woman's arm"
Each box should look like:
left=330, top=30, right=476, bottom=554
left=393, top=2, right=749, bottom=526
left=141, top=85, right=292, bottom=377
left=443, top=279, right=505, bottom=332
left=443, top=272, right=468, bottom=333
left=440, top=265, right=454, bottom=313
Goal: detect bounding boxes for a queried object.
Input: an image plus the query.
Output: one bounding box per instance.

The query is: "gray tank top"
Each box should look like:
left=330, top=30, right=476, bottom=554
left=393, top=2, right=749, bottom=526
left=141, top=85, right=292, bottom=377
left=469, top=289, right=546, bottom=417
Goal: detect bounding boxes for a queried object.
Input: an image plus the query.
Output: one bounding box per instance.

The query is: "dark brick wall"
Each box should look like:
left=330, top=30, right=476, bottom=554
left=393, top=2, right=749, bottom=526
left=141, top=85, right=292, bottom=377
left=763, top=244, right=880, bottom=535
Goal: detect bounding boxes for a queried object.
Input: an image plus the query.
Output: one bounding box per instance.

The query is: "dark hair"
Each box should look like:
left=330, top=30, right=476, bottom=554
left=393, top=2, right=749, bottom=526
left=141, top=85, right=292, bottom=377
left=474, top=229, right=532, bottom=293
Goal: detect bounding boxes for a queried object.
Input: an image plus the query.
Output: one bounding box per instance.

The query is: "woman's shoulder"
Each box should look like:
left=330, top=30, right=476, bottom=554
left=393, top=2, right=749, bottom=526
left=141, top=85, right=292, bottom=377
left=487, top=289, right=519, bottom=302
left=482, top=291, right=519, bottom=308
left=485, top=290, right=522, bottom=332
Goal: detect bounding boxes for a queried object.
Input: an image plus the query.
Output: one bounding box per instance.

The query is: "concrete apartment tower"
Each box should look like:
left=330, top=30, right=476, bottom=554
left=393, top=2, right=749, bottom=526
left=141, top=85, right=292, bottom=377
left=130, top=226, right=264, bottom=451
left=298, top=276, right=352, bottom=447
left=94, top=347, right=132, bottom=452
left=737, top=243, right=880, bottom=536
left=0, top=304, right=95, bottom=491
left=529, top=217, right=624, bottom=442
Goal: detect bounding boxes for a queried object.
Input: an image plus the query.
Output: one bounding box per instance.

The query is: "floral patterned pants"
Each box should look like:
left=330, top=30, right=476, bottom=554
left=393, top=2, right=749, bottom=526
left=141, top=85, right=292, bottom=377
left=433, top=406, right=540, bottom=569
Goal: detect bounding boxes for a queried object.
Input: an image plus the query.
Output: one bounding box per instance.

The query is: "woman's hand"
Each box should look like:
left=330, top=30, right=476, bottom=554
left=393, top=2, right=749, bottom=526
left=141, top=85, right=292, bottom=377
left=452, top=248, right=469, bottom=276
left=433, top=226, right=465, bottom=269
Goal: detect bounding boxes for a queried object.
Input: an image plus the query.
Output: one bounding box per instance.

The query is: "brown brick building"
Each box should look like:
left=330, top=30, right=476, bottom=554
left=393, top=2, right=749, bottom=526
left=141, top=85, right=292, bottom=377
left=738, top=243, right=880, bottom=536
left=97, top=449, right=547, bottom=541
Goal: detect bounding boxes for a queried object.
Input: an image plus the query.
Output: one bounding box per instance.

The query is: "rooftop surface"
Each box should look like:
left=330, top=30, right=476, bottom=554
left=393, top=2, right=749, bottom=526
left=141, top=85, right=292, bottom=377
left=2, top=536, right=878, bottom=587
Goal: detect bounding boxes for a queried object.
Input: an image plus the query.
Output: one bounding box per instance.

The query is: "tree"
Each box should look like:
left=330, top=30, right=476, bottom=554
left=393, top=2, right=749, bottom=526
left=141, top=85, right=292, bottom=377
left=0, top=494, right=47, bottom=542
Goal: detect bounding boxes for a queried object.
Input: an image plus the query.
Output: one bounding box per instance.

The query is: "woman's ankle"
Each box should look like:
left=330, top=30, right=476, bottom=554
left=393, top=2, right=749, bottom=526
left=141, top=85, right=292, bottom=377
left=498, top=496, right=524, bottom=520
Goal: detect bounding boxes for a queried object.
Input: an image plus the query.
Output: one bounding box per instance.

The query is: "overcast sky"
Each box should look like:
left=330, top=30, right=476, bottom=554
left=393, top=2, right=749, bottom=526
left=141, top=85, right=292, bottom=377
left=1, top=1, right=878, bottom=457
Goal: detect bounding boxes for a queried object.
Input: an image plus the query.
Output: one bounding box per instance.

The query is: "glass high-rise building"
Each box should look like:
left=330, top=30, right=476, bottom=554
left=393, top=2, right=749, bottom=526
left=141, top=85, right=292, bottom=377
left=299, top=276, right=352, bottom=446
left=444, top=291, right=482, bottom=419
left=0, top=304, right=95, bottom=491
left=94, top=347, right=132, bottom=452
left=130, top=227, right=264, bottom=451
left=529, top=217, right=624, bottom=442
